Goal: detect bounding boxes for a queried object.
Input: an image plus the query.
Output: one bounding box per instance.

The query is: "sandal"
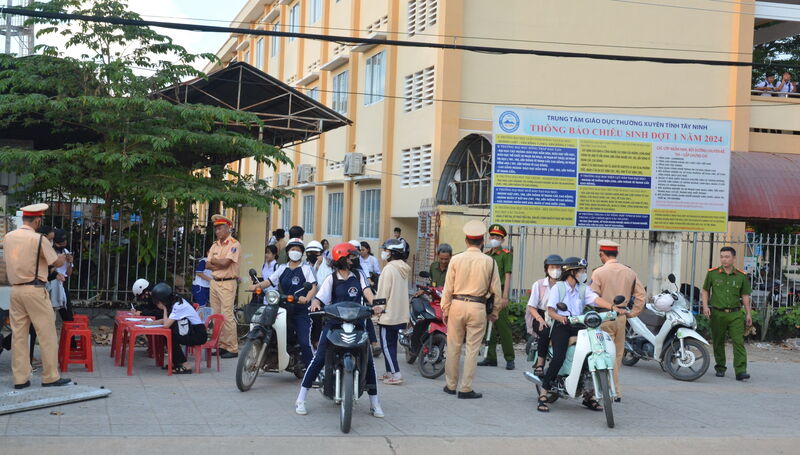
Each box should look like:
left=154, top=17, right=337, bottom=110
left=582, top=397, right=603, bottom=411
left=533, top=363, right=545, bottom=377
left=172, top=365, right=192, bottom=375
left=537, top=393, right=549, bottom=413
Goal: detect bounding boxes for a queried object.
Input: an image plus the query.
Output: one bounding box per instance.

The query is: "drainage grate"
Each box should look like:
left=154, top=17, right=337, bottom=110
left=0, top=385, right=111, bottom=415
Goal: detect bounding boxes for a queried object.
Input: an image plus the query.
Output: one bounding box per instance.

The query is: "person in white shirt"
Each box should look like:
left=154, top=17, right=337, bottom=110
left=754, top=74, right=776, bottom=96
left=359, top=241, right=382, bottom=277
left=191, top=257, right=213, bottom=306
left=775, top=72, right=795, bottom=98
left=261, top=245, right=279, bottom=292
left=537, top=257, right=626, bottom=413
left=146, top=282, right=207, bottom=375
left=527, top=254, right=562, bottom=378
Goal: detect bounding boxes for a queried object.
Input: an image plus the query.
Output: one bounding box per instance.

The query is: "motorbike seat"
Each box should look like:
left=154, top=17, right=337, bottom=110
left=638, top=308, right=666, bottom=335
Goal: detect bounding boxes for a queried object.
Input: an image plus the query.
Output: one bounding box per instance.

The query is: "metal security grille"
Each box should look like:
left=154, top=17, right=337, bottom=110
left=401, top=144, right=433, bottom=187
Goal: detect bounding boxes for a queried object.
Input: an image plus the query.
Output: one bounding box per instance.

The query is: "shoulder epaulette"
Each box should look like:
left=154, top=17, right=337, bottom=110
left=735, top=268, right=747, bottom=275
left=502, top=248, right=510, bottom=253
left=707, top=267, right=717, bottom=271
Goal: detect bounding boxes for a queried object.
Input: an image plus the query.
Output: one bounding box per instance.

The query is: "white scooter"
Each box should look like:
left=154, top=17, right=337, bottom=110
left=623, top=273, right=710, bottom=381
left=525, top=296, right=625, bottom=428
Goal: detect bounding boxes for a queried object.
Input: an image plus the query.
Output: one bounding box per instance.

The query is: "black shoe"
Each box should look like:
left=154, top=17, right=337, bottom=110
left=443, top=386, right=456, bottom=395
left=614, top=397, right=622, bottom=403
left=506, top=360, right=515, bottom=370
left=736, top=372, right=750, bottom=381
left=457, top=390, right=483, bottom=399
left=14, top=381, right=30, bottom=390
left=221, top=351, right=238, bottom=359
left=42, top=378, right=72, bottom=387
left=715, top=370, right=725, bottom=378
left=477, top=359, right=497, bottom=367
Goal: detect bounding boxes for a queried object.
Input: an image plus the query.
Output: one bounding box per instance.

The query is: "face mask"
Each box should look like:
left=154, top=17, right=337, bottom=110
left=306, top=254, right=318, bottom=264
left=577, top=272, right=588, bottom=284
left=381, top=251, right=391, bottom=261
left=288, top=250, right=302, bottom=262
left=548, top=268, right=561, bottom=280
left=488, top=239, right=502, bottom=248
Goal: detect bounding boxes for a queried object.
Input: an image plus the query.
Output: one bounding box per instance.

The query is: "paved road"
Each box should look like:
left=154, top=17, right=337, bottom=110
left=1, top=342, right=798, bottom=453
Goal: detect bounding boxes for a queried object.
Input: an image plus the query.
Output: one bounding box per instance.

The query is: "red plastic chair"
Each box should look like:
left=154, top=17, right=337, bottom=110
left=59, top=323, right=93, bottom=372
left=186, top=314, right=224, bottom=373
left=122, top=325, right=173, bottom=376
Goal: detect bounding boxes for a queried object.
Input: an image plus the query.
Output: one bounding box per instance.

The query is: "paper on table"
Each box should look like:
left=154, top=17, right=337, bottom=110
left=135, top=324, right=160, bottom=328
left=124, top=318, right=148, bottom=321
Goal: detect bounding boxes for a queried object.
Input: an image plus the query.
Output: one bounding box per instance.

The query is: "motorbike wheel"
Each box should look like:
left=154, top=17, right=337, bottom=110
left=662, top=338, right=710, bottom=382
left=235, top=339, right=262, bottom=392
left=340, top=368, right=354, bottom=434
left=404, top=346, right=418, bottom=365
left=597, top=369, right=614, bottom=429
left=621, top=349, right=639, bottom=367
left=418, top=332, right=447, bottom=379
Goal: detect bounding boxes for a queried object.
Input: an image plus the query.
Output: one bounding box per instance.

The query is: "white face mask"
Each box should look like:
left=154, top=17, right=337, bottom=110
left=577, top=272, right=588, bottom=284
left=288, top=250, right=303, bottom=262
left=548, top=268, right=561, bottom=280
left=380, top=251, right=391, bottom=261
left=488, top=239, right=502, bottom=248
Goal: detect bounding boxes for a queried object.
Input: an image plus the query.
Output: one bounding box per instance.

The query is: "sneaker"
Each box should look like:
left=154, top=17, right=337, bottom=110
left=381, top=372, right=391, bottom=381
left=295, top=401, right=307, bottom=415
left=370, top=405, right=384, bottom=418
left=383, top=376, right=404, bottom=385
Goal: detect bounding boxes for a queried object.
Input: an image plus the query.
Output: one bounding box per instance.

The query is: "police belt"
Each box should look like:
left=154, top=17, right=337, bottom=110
left=13, top=279, right=46, bottom=287
left=711, top=307, right=740, bottom=313
left=453, top=294, right=487, bottom=304
left=212, top=277, right=238, bottom=282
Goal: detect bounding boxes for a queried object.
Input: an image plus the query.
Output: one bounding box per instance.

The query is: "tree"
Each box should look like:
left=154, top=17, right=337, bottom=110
left=752, top=35, right=800, bottom=84
left=0, top=0, right=291, bottom=215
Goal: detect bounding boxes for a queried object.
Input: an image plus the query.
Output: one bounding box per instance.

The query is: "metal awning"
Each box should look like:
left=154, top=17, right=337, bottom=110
left=730, top=151, right=800, bottom=221
left=154, top=62, right=351, bottom=147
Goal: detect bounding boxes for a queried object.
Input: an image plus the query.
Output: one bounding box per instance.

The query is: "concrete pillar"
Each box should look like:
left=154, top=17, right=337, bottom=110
left=648, top=231, right=682, bottom=297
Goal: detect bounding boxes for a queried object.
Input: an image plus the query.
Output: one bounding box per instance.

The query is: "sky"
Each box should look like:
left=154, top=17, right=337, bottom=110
left=35, top=0, right=248, bottom=71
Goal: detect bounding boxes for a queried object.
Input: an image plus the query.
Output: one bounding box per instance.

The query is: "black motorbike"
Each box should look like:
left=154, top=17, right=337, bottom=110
left=0, top=306, right=11, bottom=356
left=312, top=297, right=385, bottom=434
left=235, top=269, right=311, bottom=392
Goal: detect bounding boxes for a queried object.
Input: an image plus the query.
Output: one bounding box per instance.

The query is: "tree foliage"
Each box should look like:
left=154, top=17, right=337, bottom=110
left=752, top=34, right=800, bottom=84
left=0, top=0, right=291, bottom=215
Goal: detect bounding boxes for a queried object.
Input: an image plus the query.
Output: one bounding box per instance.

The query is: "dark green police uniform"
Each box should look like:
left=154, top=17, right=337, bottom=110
left=429, top=261, right=448, bottom=288
left=482, top=224, right=515, bottom=367
left=703, top=266, right=752, bottom=375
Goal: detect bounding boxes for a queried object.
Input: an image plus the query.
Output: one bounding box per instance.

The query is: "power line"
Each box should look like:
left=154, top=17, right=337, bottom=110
left=607, top=0, right=765, bottom=16
left=1, top=6, right=786, bottom=69
left=136, top=12, right=751, bottom=56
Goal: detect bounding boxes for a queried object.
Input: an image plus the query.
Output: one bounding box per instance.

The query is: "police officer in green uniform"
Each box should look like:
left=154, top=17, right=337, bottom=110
left=701, top=246, right=753, bottom=381
left=478, top=224, right=515, bottom=370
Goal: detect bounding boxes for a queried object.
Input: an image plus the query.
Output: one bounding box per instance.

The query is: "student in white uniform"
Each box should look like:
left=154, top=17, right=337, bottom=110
left=261, top=245, right=279, bottom=291
left=147, top=282, right=207, bottom=374
left=527, top=254, right=562, bottom=378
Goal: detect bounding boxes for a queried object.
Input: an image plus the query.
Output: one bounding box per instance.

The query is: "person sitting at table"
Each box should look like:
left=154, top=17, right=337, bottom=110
left=147, top=282, right=207, bottom=374
left=132, top=278, right=161, bottom=318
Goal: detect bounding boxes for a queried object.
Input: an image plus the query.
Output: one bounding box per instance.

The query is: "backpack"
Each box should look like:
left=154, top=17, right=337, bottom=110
left=544, top=281, right=586, bottom=323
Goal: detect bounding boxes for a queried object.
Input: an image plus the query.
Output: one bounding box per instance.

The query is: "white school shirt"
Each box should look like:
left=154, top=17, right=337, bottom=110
left=547, top=282, right=600, bottom=317
left=192, top=258, right=212, bottom=288
left=359, top=255, right=381, bottom=276
left=776, top=80, right=795, bottom=97
left=755, top=80, right=775, bottom=96
left=169, top=299, right=203, bottom=325
left=261, top=260, right=278, bottom=291
left=267, top=263, right=317, bottom=291
left=527, top=278, right=554, bottom=311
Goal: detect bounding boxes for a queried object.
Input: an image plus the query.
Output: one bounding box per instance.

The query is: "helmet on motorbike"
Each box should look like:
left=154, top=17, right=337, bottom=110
left=132, top=278, right=150, bottom=297
left=285, top=237, right=305, bottom=253
left=381, top=238, right=406, bottom=259
left=150, top=282, right=173, bottom=305
left=306, top=240, right=323, bottom=253
left=331, top=242, right=358, bottom=262
left=653, top=293, right=674, bottom=312
left=561, top=257, right=588, bottom=273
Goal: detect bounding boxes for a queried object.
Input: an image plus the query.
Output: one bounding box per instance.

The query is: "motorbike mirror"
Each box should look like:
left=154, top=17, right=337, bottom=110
left=248, top=268, right=259, bottom=284
left=556, top=302, right=568, bottom=312
left=613, top=295, right=625, bottom=305
left=419, top=271, right=431, bottom=278
left=668, top=273, right=676, bottom=284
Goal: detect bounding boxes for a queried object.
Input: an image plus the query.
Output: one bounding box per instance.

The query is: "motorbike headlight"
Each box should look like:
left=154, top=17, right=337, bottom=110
left=265, top=290, right=280, bottom=305
left=584, top=311, right=602, bottom=329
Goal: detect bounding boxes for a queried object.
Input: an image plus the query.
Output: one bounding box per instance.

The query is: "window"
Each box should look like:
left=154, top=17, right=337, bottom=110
left=404, top=66, right=435, bottom=112
left=364, top=51, right=386, bottom=105
left=281, top=197, right=292, bottom=228
left=243, top=50, right=250, bottom=64
left=302, top=195, right=315, bottom=234
left=401, top=144, right=433, bottom=187
left=327, top=192, right=344, bottom=236
left=309, top=0, right=322, bottom=24
left=308, top=87, right=320, bottom=102
left=289, top=3, right=300, bottom=41
left=408, top=0, right=438, bottom=36
left=271, top=23, right=280, bottom=56
left=255, top=38, right=264, bottom=68
left=359, top=189, right=381, bottom=239
left=332, top=71, right=349, bottom=114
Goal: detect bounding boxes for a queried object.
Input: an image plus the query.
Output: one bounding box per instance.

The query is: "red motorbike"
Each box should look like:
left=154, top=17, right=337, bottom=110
left=398, top=271, right=447, bottom=379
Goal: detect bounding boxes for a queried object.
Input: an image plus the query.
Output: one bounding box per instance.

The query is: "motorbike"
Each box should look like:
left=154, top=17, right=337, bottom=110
left=235, top=268, right=312, bottom=392
left=399, top=271, right=447, bottom=379
left=525, top=297, right=625, bottom=428
left=311, top=297, right=386, bottom=434
left=0, top=287, right=10, bottom=356
left=623, top=273, right=710, bottom=382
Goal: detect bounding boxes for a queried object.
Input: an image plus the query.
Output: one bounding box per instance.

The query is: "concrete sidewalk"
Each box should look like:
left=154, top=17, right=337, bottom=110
left=0, top=341, right=798, bottom=448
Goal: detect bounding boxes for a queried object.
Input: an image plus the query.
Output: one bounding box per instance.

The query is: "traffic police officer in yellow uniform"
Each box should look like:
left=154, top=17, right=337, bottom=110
left=701, top=246, right=752, bottom=381
left=206, top=214, right=241, bottom=358
left=442, top=220, right=504, bottom=398
left=478, top=224, right=515, bottom=370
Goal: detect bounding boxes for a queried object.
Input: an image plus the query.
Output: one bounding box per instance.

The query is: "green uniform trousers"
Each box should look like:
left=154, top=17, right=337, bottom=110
left=710, top=309, right=747, bottom=375
left=485, top=307, right=515, bottom=362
